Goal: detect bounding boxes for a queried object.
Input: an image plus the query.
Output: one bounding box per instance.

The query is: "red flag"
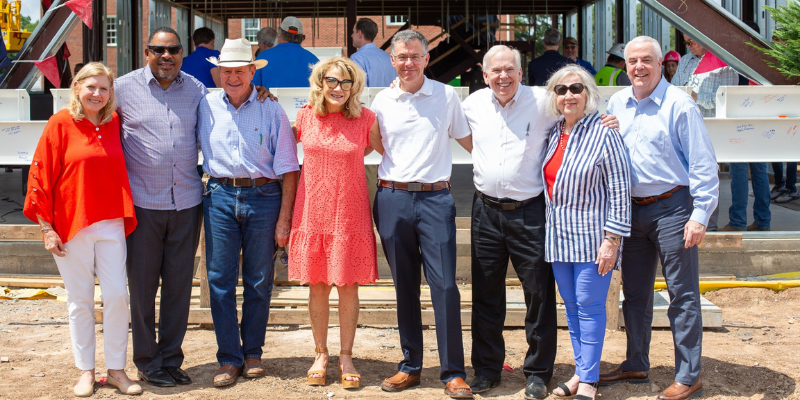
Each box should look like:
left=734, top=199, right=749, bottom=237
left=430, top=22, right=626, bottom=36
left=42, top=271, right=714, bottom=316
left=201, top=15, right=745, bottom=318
left=34, top=56, right=61, bottom=87
left=63, top=43, right=71, bottom=60
left=42, top=0, right=53, bottom=9
left=65, top=0, right=93, bottom=29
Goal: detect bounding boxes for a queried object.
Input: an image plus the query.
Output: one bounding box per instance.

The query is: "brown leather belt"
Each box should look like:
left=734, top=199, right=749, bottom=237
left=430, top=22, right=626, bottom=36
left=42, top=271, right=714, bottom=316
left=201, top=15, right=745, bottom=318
left=477, top=191, right=536, bottom=211
left=632, top=185, right=685, bottom=206
left=378, top=179, right=450, bottom=192
left=211, top=176, right=279, bottom=187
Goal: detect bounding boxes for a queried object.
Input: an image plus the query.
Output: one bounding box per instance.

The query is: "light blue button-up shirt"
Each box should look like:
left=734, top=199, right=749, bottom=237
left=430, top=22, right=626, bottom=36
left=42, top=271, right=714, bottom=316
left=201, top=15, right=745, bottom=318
left=350, top=43, right=398, bottom=87
left=198, top=85, right=299, bottom=179
left=606, top=77, right=719, bottom=226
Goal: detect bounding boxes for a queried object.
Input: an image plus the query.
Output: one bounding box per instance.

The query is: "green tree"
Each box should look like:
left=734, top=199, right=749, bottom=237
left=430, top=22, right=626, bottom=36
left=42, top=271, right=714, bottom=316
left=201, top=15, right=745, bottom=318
left=749, top=2, right=800, bottom=80
left=21, top=15, right=39, bottom=32
left=513, top=15, right=556, bottom=57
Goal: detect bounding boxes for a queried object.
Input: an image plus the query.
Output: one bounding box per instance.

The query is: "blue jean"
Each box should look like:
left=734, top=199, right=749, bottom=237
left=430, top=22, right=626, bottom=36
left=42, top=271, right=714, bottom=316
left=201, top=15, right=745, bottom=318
left=203, top=180, right=281, bottom=367
left=729, top=163, right=771, bottom=230
left=552, top=261, right=612, bottom=382
left=771, top=162, right=798, bottom=191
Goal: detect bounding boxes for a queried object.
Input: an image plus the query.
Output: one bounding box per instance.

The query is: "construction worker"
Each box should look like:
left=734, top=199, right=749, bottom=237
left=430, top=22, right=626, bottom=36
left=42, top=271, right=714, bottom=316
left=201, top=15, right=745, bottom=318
left=595, top=43, right=631, bottom=86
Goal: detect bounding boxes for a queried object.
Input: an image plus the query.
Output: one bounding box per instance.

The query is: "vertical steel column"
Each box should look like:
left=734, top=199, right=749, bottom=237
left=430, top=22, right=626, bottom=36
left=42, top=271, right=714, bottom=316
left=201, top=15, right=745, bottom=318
left=346, top=0, right=356, bottom=56
left=82, top=0, right=104, bottom=64
left=594, top=1, right=611, bottom=69
left=117, top=0, right=132, bottom=76
left=581, top=4, right=593, bottom=66
left=623, top=0, right=637, bottom=42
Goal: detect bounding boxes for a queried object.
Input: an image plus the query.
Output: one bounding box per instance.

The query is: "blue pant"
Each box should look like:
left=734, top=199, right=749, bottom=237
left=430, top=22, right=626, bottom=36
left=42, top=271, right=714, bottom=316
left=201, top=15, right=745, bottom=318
left=203, top=180, right=281, bottom=367
left=729, top=163, right=771, bottom=230
left=771, top=162, right=797, bottom=191
left=552, top=261, right=612, bottom=382
left=373, top=186, right=465, bottom=383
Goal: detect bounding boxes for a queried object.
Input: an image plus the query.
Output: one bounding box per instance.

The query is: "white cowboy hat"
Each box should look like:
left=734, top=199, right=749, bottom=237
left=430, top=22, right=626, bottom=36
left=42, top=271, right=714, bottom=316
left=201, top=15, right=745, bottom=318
left=207, top=38, right=267, bottom=69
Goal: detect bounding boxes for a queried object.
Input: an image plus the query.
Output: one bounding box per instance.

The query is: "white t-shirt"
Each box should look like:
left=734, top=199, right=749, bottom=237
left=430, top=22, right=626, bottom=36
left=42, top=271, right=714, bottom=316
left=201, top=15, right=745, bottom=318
left=462, top=86, right=558, bottom=200
left=370, top=77, right=471, bottom=183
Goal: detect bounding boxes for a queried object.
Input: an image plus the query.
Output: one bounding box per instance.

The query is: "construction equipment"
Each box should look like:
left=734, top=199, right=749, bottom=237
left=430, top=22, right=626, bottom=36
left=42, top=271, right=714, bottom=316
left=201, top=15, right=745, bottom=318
left=1, top=0, right=30, bottom=52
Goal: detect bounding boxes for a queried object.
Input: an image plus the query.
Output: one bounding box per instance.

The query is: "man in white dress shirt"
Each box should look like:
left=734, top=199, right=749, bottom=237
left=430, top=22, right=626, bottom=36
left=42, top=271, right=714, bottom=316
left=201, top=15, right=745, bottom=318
left=369, top=30, right=474, bottom=399
left=462, top=45, right=618, bottom=399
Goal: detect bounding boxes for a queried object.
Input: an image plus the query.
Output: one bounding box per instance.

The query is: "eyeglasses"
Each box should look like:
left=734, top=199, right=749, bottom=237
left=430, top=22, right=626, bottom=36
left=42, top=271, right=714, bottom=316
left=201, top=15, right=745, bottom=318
left=393, top=55, right=425, bottom=64
left=564, top=44, right=578, bottom=50
left=148, top=45, right=182, bottom=55
left=272, top=246, right=288, bottom=265
left=554, top=83, right=585, bottom=96
left=684, top=39, right=696, bottom=47
left=324, top=77, right=354, bottom=90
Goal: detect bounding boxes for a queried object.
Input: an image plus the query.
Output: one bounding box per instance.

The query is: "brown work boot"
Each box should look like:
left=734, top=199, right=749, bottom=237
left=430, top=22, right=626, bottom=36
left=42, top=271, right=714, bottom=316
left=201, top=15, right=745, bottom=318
left=444, top=377, right=473, bottom=399
left=213, top=365, right=242, bottom=387
left=380, top=371, right=421, bottom=392
left=243, top=357, right=265, bottom=378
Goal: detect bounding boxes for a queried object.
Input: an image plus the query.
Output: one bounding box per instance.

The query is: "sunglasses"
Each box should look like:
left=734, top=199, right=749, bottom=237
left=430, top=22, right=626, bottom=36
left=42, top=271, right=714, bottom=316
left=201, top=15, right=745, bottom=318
left=272, top=246, right=289, bottom=265
left=148, top=45, right=182, bottom=55
left=684, top=39, right=696, bottom=47
left=324, top=77, right=353, bottom=90
left=554, top=83, right=585, bottom=96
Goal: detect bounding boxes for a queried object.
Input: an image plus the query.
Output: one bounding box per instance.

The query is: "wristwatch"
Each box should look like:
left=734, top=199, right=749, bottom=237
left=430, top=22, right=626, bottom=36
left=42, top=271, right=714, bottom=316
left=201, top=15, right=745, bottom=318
left=604, top=235, right=621, bottom=247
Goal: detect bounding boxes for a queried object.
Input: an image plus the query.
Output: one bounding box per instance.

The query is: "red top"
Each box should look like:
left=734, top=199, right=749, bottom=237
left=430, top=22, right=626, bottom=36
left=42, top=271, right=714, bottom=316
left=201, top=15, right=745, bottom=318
left=544, top=131, right=569, bottom=199
left=23, top=109, right=137, bottom=243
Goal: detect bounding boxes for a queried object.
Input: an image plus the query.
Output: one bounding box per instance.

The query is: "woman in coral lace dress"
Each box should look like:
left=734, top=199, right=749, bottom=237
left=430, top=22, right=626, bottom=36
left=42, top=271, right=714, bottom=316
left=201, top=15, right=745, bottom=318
left=289, top=57, right=379, bottom=390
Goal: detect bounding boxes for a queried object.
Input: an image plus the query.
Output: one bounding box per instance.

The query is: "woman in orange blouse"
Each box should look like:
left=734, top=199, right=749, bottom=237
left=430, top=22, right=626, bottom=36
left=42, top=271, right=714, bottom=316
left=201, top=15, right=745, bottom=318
left=23, top=63, right=140, bottom=397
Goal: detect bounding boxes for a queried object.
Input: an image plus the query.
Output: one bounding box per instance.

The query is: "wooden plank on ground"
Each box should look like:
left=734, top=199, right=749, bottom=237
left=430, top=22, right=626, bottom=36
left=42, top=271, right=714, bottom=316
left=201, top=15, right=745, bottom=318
left=0, top=225, right=40, bottom=240
left=699, top=233, right=743, bottom=249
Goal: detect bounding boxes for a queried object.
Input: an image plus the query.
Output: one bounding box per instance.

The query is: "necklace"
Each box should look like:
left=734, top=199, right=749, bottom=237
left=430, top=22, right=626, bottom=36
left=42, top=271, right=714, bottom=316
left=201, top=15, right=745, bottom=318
left=559, top=123, right=568, bottom=151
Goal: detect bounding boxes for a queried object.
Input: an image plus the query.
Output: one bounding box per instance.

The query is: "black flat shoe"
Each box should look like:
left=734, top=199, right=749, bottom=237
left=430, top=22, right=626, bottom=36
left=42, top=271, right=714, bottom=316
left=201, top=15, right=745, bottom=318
left=525, top=377, right=547, bottom=399
left=164, top=366, right=192, bottom=385
left=137, top=368, right=176, bottom=387
left=469, top=375, right=501, bottom=393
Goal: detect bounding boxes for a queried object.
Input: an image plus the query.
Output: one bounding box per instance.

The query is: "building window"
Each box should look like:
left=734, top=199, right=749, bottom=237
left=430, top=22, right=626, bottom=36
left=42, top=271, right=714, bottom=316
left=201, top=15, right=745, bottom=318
left=386, top=15, right=408, bottom=26
left=243, top=19, right=260, bottom=42
left=106, top=15, right=117, bottom=46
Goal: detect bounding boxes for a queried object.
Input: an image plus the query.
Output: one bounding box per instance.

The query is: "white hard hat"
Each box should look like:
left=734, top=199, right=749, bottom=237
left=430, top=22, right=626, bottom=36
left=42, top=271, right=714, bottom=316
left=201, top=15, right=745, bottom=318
left=607, top=43, right=626, bottom=59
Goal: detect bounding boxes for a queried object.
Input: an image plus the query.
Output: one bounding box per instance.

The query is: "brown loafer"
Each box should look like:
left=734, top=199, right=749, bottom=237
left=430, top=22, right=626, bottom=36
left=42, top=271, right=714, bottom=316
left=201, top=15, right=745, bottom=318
left=445, top=377, right=474, bottom=399
left=381, top=371, right=421, bottom=392
left=243, top=357, right=265, bottom=378
left=598, top=367, right=650, bottom=386
left=658, top=378, right=703, bottom=400
left=213, top=365, right=242, bottom=387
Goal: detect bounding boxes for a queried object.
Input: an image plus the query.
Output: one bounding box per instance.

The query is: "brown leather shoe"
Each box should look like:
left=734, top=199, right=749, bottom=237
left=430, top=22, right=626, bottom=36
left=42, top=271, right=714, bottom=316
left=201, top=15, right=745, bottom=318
left=243, top=357, right=265, bottom=378
left=657, top=378, right=703, bottom=400
left=598, top=367, right=650, bottom=386
left=444, top=377, right=474, bottom=399
left=213, top=365, right=242, bottom=387
left=381, top=371, right=421, bottom=392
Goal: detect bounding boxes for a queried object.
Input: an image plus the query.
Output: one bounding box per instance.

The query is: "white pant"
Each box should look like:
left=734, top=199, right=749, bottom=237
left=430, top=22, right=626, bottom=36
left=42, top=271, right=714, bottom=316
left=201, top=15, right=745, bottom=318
left=53, top=218, right=130, bottom=370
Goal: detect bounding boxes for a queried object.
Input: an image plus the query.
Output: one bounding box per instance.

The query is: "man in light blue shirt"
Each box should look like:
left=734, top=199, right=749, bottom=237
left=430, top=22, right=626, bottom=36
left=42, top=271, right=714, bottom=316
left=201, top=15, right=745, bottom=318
left=253, top=17, right=319, bottom=89
left=198, top=38, right=299, bottom=388
left=599, top=36, right=718, bottom=400
left=350, top=18, right=398, bottom=87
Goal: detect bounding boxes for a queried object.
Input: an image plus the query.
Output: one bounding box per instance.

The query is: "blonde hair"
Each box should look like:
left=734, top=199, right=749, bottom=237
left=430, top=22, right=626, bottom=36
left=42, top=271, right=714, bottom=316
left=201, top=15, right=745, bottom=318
left=544, top=64, right=601, bottom=118
left=307, top=57, right=365, bottom=119
left=68, top=62, right=116, bottom=125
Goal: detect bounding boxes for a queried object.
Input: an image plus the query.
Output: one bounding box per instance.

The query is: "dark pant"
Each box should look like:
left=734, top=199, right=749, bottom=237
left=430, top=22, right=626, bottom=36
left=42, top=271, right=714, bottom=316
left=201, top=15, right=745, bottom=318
left=470, top=193, right=556, bottom=384
left=127, top=204, right=202, bottom=372
left=203, top=181, right=280, bottom=367
left=619, top=187, right=702, bottom=385
left=772, top=162, right=798, bottom=191
left=373, top=186, right=465, bottom=383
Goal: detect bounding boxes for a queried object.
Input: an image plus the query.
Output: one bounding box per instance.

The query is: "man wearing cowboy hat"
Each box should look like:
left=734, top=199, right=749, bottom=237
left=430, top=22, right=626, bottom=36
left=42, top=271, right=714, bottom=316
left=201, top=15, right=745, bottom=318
left=198, top=38, right=300, bottom=388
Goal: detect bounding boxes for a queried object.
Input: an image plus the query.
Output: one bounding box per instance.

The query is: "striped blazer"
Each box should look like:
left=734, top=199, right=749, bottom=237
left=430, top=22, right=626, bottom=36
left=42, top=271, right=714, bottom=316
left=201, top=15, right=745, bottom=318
left=542, top=111, right=632, bottom=265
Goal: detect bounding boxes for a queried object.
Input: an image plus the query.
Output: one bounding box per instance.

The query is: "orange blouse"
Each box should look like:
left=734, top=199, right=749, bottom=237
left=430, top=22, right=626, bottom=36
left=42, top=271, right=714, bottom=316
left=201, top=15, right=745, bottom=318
left=23, top=109, right=137, bottom=243
left=544, top=132, right=569, bottom=199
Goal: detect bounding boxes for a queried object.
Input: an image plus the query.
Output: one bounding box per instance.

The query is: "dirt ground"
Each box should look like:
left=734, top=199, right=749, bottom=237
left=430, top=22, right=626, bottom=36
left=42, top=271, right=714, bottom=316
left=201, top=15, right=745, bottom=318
left=0, top=287, right=798, bottom=400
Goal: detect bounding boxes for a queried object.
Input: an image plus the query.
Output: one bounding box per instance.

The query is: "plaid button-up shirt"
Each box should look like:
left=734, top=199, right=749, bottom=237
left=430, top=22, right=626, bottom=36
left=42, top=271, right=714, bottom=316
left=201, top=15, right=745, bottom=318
left=115, top=67, right=208, bottom=210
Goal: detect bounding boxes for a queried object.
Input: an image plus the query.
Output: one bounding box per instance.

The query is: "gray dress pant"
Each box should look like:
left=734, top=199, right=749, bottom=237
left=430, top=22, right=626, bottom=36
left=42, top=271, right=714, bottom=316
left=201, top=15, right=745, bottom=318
left=619, top=187, right=703, bottom=385
left=127, top=204, right=202, bottom=372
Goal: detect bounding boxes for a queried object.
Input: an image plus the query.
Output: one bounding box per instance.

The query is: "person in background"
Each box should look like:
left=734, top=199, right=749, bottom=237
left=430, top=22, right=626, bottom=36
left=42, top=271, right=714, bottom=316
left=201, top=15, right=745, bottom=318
left=180, top=27, right=221, bottom=88
left=562, top=37, right=597, bottom=75
left=543, top=64, right=631, bottom=400
left=253, top=17, right=320, bottom=89
left=662, top=51, right=680, bottom=83
left=289, top=57, right=379, bottom=390
left=595, top=43, right=631, bottom=86
left=528, top=28, right=572, bottom=86
left=350, top=17, right=398, bottom=87
left=73, top=63, right=85, bottom=77
left=771, top=162, right=799, bottom=203
left=23, top=62, right=141, bottom=397
left=256, top=27, right=278, bottom=54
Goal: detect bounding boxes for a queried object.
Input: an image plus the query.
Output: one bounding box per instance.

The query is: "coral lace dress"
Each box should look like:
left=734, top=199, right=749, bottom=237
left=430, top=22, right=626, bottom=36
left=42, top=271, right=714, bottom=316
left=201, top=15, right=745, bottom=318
left=288, top=105, right=379, bottom=285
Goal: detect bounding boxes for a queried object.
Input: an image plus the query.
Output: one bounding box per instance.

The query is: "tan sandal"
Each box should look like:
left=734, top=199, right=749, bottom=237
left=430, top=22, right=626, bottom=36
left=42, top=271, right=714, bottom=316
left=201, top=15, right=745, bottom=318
left=307, top=347, right=328, bottom=386
left=339, top=350, right=361, bottom=390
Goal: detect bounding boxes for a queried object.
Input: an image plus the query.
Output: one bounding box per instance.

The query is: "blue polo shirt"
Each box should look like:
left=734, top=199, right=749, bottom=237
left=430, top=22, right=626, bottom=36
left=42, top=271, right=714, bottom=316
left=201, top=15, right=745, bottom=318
left=180, top=46, right=219, bottom=88
left=527, top=50, right=572, bottom=86
left=252, top=42, right=320, bottom=89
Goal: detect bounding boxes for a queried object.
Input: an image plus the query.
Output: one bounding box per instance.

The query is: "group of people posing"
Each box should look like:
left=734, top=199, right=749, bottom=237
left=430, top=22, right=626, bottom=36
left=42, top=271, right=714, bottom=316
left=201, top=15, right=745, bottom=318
left=23, top=21, right=717, bottom=400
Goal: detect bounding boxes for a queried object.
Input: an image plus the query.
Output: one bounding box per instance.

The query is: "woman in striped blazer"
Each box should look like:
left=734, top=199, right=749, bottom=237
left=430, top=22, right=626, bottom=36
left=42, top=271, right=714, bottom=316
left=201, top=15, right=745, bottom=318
left=542, top=64, right=632, bottom=400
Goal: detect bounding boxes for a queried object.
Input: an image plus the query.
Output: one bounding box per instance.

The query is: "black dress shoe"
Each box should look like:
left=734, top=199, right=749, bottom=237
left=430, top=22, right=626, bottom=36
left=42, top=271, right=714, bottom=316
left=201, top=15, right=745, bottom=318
left=137, top=368, right=176, bottom=387
left=164, top=366, right=192, bottom=385
left=524, top=377, right=547, bottom=400
left=469, top=375, right=500, bottom=393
